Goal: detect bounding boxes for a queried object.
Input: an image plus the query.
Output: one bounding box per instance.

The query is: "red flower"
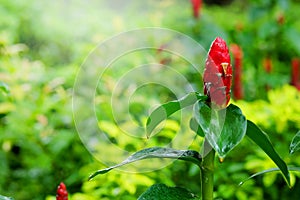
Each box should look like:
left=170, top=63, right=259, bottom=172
left=277, top=13, right=285, bottom=25
left=263, top=57, right=272, bottom=73
left=191, top=0, right=202, bottom=19
left=156, top=44, right=172, bottom=65
left=203, top=37, right=232, bottom=109
left=56, top=182, right=68, bottom=200
left=291, top=58, right=300, bottom=91
left=230, top=44, right=244, bottom=100
left=263, top=57, right=272, bottom=90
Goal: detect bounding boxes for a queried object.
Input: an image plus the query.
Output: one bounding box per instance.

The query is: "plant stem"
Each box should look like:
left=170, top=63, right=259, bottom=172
left=201, top=139, right=215, bottom=200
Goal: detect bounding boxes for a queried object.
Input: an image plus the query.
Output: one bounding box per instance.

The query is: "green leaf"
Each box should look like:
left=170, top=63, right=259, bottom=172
left=89, top=147, right=201, bottom=180
left=146, top=92, right=207, bottom=138
left=0, top=82, right=10, bottom=95
left=246, top=120, right=291, bottom=186
left=137, top=183, right=197, bottom=200
left=239, top=166, right=300, bottom=186
left=290, top=130, right=300, bottom=154
left=189, top=118, right=204, bottom=137
left=193, top=103, right=247, bottom=159
left=0, top=195, right=14, bottom=200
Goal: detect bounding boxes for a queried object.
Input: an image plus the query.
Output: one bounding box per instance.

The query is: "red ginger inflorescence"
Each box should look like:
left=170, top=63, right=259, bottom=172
left=263, top=57, right=272, bottom=90
left=191, top=0, right=202, bottom=19
left=263, top=57, right=272, bottom=73
left=230, top=44, right=244, bottom=100
left=56, top=182, right=68, bottom=200
left=291, top=58, right=300, bottom=91
left=203, top=37, right=232, bottom=109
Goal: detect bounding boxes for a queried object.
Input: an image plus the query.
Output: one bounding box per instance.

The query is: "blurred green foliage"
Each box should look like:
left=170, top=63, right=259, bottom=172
left=0, top=0, right=300, bottom=199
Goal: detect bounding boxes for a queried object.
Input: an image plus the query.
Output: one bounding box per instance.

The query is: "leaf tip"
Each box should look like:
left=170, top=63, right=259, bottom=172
left=147, top=116, right=151, bottom=123
left=88, top=168, right=111, bottom=180
left=145, top=130, right=151, bottom=139
left=219, top=157, right=225, bottom=163
left=88, top=174, right=95, bottom=181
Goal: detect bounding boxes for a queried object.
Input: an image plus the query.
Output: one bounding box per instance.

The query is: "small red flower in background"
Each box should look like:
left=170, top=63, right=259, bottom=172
left=56, top=182, right=68, bottom=200
left=276, top=12, right=285, bottom=25
left=156, top=44, right=172, bottom=65
left=235, top=22, right=244, bottom=32
left=263, top=57, right=272, bottom=73
left=157, top=44, right=167, bottom=54
left=263, top=57, right=272, bottom=90
left=230, top=44, right=244, bottom=100
left=291, top=58, right=300, bottom=91
left=191, top=0, right=202, bottom=19
left=203, top=37, right=232, bottom=109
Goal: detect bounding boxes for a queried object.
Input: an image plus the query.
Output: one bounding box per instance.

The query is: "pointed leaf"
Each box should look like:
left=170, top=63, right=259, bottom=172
left=89, top=147, right=201, bottom=180
left=189, top=118, right=204, bottom=137
left=146, top=92, right=207, bottom=138
left=246, top=120, right=290, bottom=186
left=193, top=102, right=247, bottom=158
left=138, top=183, right=197, bottom=200
left=290, top=130, right=300, bottom=154
left=239, top=166, right=300, bottom=186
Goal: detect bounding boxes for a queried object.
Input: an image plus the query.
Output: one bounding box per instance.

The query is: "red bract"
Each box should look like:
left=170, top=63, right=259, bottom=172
left=230, top=44, right=244, bottom=100
left=277, top=13, right=285, bottom=25
left=191, top=0, right=202, bottom=19
left=291, top=58, right=300, bottom=91
left=263, top=57, right=272, bottom=73
left=156, top=44, right=172, bottom=65
left=263, top=57, right=272, bottom=90
left=56, top=182, right=68, bottom=200
left=203, top=37, right=232, bottom=109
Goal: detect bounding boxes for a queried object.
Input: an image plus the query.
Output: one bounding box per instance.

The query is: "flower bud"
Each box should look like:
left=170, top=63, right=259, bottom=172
left=203, top=37, right=232, bottom=109
left=291, top=58, right=300, bottom=91
left=230, top=44, right=243, bottom=100
left=263, top=57, right=272, bottom=90
left=191, top=0, right=202, bottom=19
left=56, top=182, right=68, bottom=200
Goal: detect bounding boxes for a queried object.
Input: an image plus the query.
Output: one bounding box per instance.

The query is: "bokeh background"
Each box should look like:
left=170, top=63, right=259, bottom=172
left=1, top=0, right=300, bottom=199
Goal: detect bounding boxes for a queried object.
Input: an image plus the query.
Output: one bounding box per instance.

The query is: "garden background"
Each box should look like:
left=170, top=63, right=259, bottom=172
left=1, top=0, right=300, bottom=199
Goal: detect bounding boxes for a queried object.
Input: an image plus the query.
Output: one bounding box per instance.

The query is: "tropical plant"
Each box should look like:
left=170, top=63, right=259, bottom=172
left=89, top=37, right=298, bottom=199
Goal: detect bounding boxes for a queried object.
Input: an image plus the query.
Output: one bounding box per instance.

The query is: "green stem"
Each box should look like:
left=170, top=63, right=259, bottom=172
left=201, top=139, right=215, bottom=200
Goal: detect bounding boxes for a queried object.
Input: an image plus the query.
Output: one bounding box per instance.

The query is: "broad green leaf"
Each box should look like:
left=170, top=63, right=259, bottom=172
left=0, top=82, right=10, bottom=94
left=0, top=195, right=14, bottom=200
left=239, top=166, right=300, bottom=186
left=89, top=147, right=201, bottom=180
left=290, top=130, right=300, bottom=154
left=137, top=183, right=197, bottom=200
left=193, top=102, right=247, bottom=159
left=146, top=92, right=207, bottom=138
left=189, top=118, right=204, bottom=137
left=246, top=120, right=290, bottom=186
